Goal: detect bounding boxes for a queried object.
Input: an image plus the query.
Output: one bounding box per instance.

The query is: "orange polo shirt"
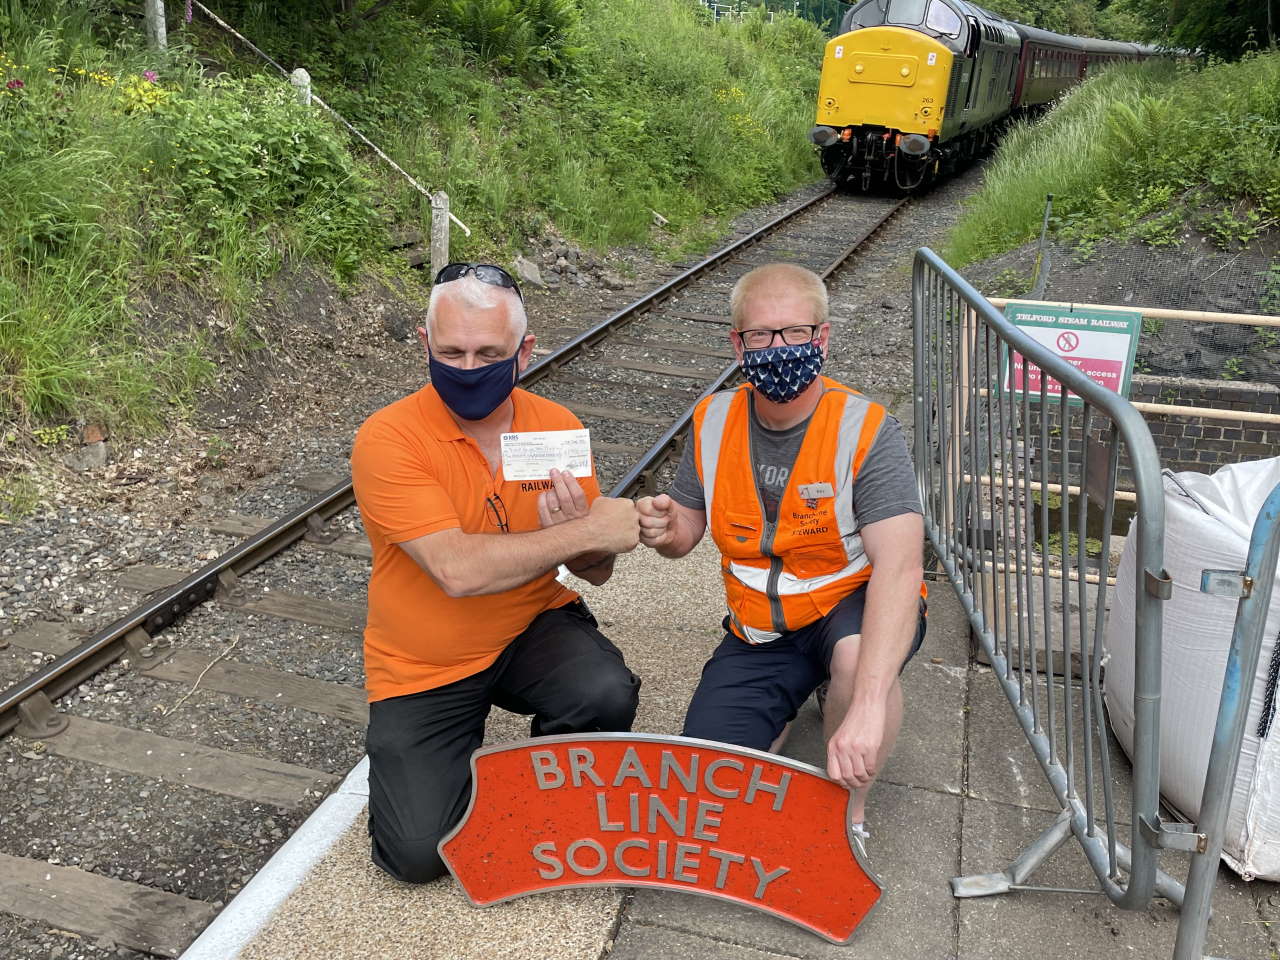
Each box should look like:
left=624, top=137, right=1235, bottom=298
left=351, top=385, right=602, bottom=702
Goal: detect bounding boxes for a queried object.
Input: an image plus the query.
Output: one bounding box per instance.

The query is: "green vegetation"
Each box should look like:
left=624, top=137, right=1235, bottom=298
left=944, top=52, right=1280, bottom=265
left=980, top=0, right=1146, bottom=40
left=0, top=0, right=824, bottom=436
left=1045, top=530, right=1104, bottom=559
left=1106, top=0, right=1276, bottom=59
left=209, top=0, right=824, bottom=250
left=1, top=2, right=378, bottom=432
left=1260, top=262, right=1280, bottom=315
left=991, top=267, right=1033, bottom=298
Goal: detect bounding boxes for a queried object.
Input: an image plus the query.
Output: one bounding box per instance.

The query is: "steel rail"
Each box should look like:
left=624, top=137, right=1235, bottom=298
left=520, top=184, right=838, bottom=386
left=0, top=480, right=355, bottom=736
left=0, top=184, right=850, bottom=737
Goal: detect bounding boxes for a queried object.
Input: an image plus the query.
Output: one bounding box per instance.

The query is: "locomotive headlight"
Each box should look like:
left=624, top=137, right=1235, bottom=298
left=899, top=134, right=931, bottom=157
left=809, top=126, right=839, bottom=147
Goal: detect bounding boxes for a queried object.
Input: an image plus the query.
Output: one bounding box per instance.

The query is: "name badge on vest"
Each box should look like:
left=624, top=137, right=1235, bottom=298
left=797, top=482, right=835, bottom=500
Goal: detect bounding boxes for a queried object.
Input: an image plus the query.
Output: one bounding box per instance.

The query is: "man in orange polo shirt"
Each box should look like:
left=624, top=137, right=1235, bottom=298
left=351, top=263, right=642, bottom=884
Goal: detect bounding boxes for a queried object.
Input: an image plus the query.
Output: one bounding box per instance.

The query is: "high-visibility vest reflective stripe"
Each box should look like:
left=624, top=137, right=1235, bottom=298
left=692, top=378, right=887, bottom=643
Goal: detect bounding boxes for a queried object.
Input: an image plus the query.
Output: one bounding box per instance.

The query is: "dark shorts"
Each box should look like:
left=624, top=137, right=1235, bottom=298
left=366, top=599, right=639, bottom=884
left=681, top=587, right=926, bottom=752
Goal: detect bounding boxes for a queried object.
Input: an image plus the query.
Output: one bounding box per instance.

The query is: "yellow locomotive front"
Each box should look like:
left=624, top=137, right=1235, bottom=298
left=811, top=25, right=954, bottom=190
left=811, top=0, right=1023, bottom=191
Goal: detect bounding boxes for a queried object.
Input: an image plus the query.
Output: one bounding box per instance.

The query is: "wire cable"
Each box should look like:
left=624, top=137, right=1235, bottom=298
left=188, top=1, right=471, bottom=235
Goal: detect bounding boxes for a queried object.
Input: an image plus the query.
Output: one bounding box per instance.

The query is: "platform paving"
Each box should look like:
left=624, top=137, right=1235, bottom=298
left=188, top=541, right=1280, bottom=960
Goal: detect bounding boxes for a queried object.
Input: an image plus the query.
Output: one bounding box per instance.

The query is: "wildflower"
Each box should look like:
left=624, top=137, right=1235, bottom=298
left=5, top=78, right=23, bottom=90
left=142, top=70, right=158, bottom=83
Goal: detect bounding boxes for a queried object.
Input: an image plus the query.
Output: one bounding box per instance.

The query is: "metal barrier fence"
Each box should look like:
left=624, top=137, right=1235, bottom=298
left=912, top=247, right=1280, bottom=958
left=910, top=248, right=1181, bottom=909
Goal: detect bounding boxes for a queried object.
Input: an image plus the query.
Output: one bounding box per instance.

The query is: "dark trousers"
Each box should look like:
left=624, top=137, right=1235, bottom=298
left=682, top=588, right=926, bottom=751
left=366, top=599, right=640, bottom=883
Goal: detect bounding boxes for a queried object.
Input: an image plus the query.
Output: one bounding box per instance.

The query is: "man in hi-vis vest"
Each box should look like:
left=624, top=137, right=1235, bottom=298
left=637, top=263, right=926, bottom=843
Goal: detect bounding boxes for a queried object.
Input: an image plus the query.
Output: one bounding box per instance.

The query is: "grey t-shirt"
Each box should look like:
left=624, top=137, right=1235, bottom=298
left=669, top=398, right=922, bottom=527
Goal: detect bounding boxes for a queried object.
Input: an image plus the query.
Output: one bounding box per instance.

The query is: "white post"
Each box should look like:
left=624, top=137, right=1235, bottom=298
left=145, top=0, right=167, bottom=51
left=289, top=68, right=312, bottom=106
left=430, top=191, right=451, bottom=280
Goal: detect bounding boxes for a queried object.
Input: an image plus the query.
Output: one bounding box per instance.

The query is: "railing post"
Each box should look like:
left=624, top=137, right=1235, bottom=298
left=289, top=67, right=312, bottom=106
left=430, top=191, right=451, bottom=280
left=1173, top=481, right=1280, bottom=960
left=1030, top=193, right=1053, bottom=298
left=145, top=0, right=167, bottom=51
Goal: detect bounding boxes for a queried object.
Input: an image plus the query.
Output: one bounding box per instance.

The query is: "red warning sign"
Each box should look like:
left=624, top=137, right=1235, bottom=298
left=438, top=735, right=882, bottom=944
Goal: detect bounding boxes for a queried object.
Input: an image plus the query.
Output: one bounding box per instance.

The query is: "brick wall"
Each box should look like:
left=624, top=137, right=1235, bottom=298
left=1021, top=375, right=1279, bottom=489
left=1130, top=375, right=1280, bottom=476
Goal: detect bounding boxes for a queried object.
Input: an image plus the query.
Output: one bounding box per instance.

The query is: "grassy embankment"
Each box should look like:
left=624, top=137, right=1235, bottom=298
left=944, top=51, right=1280, bottom=269
left=0, top=0, right=824, bottom=514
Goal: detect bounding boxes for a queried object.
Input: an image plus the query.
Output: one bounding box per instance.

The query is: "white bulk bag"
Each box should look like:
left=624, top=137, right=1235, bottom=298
left=1105, top=456, right=1280, bottom=880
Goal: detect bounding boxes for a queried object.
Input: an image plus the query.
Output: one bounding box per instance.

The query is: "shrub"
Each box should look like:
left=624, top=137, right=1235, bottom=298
left=945, top=52, right=1280, bottom=265
left=434, top=0, right=584, bottom=75
left=219, top=0, right=824, bottom=252
left=0, top=27, right=377, bottom=427
left=153, top=75, right=376, bottom=279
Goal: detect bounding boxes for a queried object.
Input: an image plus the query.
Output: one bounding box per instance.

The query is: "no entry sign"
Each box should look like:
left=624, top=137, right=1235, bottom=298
left=1001, top=302, right=1141, bottom=401
left=438, top=734, right=882, bottom=944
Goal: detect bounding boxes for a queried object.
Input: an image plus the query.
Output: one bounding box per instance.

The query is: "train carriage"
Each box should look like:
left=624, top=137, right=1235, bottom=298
left=1012, top=24, right=1087, bottom=110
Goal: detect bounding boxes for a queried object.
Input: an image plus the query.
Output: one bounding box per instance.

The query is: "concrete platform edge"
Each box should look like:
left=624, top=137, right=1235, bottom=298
left=180, top=756, right=371, bottom=960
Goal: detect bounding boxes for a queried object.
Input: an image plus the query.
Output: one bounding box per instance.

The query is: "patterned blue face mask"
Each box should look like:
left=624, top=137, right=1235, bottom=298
left=739, top=341, right=824, bottom=404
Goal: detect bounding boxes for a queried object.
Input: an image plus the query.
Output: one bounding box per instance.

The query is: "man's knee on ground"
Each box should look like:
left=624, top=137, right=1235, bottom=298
left=535, top=663, right=639, bottom=735
left=586, top=667, right=640, bottom=730
left=372, top=834, right=450, bottom=884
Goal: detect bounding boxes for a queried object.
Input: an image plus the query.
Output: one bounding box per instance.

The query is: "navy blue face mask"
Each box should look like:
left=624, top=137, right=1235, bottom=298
left=429, top=349, right=520, bottom=421
left=740, top=341, right=824, bottom=404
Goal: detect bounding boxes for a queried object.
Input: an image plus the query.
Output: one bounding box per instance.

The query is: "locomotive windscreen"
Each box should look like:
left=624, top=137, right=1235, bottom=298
left=841, top=0, right=964, bottom=39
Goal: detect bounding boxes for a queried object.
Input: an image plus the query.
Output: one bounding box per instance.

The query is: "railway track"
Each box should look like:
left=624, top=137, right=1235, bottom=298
left=0, top=186, right=906, bottom=959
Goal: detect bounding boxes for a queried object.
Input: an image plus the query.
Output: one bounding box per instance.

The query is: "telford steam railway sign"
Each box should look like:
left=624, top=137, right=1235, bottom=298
left=1002, top=301, right=1142, bottom=402
left=438, top=734, right=882, bottom=944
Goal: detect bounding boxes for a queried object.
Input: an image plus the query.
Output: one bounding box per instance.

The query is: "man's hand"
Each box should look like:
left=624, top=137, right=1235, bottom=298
left=636, top=494, right=676, bottom=549
left=826, top=701, right=886, bottom=791
left=586, top=496, right=640, bottom=555
left=537, top=468, right=588, bottom=527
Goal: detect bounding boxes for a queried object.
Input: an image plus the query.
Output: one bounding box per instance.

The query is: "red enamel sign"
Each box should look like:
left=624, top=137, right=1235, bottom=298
left=437, top=734, right=882, bottom=943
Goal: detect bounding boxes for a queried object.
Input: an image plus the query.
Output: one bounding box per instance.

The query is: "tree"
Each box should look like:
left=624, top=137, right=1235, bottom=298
left=978, top=1, right=1102, bottom=36
left=1106, top=0, right=1275, bottom=56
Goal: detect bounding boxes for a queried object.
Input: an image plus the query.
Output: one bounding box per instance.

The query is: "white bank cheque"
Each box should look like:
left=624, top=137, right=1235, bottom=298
left=500, top=429, right=593, bottom=481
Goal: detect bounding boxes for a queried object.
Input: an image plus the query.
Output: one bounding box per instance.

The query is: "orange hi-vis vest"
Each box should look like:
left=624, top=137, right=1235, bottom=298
left=693, top=377, right=889, bottom=644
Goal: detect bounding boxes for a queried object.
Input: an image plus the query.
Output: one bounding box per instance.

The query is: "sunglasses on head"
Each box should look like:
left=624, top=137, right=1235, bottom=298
left=433, top=262, right=523, bottom=303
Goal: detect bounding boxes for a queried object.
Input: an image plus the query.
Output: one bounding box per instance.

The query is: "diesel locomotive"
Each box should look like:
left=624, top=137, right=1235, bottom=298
left=810, top=0, right=1159, bottom=190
